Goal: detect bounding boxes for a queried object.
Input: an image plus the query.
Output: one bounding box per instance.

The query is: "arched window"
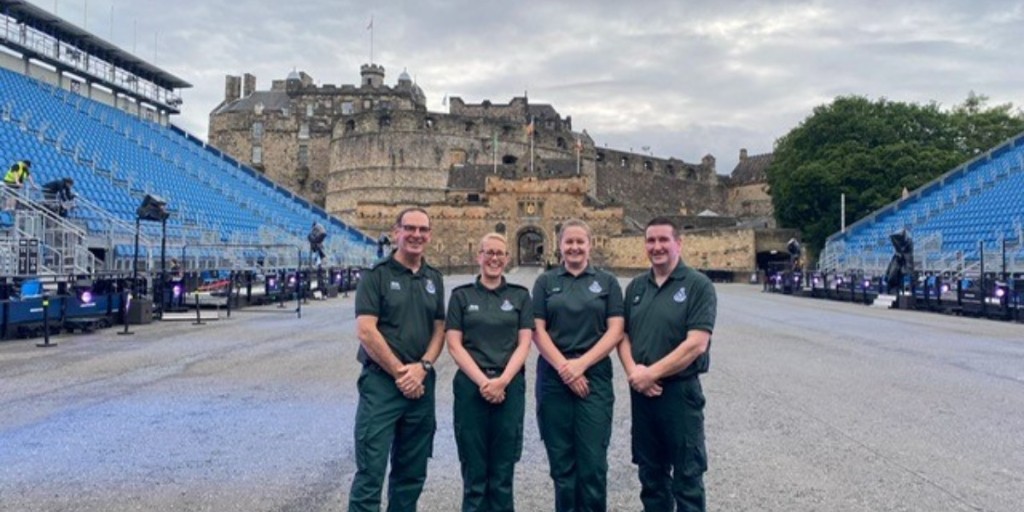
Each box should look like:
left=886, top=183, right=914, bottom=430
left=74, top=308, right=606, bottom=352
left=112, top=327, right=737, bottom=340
left=502, top=155, right=518, bottom=165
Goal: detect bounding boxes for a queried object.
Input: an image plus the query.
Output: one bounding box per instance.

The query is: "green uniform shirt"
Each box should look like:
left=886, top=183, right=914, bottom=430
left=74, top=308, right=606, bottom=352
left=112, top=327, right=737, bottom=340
left=624, top=261, right=717, bottom=378
left=446, top=277, right=534, bottom=370
left=532, top=265, right=624, bottom=355
left=354, top=254, right=445, bottom=365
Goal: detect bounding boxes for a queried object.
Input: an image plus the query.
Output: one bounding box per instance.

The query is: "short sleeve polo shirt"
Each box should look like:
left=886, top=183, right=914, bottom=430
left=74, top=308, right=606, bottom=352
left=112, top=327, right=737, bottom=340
left=624, top=261, right=717, bottom=377
left=355, top=254, right=446, bottom=365
left=532, top=265, right=624, bottom=355
left=446, top=277, right=534, bottom=370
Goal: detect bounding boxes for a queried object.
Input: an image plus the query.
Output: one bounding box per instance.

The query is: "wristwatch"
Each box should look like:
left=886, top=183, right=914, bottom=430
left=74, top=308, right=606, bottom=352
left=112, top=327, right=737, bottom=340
left=420, top=359, right=434, bottom=372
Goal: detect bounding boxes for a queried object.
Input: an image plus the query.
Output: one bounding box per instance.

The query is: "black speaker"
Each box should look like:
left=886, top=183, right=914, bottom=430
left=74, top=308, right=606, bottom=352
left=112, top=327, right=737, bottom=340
left=137, top=194, right=169, bottom=222
left=127, top=297, right=154, bottom=324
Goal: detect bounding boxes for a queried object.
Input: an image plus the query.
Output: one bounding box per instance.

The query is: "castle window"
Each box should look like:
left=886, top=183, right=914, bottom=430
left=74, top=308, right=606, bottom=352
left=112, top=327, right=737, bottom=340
left=643, top=160, right=653, bottom=171
left=306, top=104, right=314, bottom=117
left=379, top=100, right=392, bottom=111
left=298, top=144, right=309, bottom=166
left=282, top=107, right=290, bottom=117
left=379, top=115, right=391, bottom=128
left=424, top=117, right=435, bottom=129
left=687, top=168, right=697, bottom=180
left=502, top=155, right=518, bottom=165
left=299, top=122, right=310, bottom=139
left=363, top=99, right=373, bottom=110
left=620, top=156, right=628, bottom=167
left=502, top=125, right=513, bottom=136
left=465, top=121, right=475, bottom=133
left=467, top=193, right=480, bottom=203
left=341, top=101, right=354, bottom=115
left=596, top=151, right=605, bottom=162
left=449, top=149, right=467, bottom=167
left=345, top=119, right=356, bottom=132
left=254, top=102, right=264, bottom=115
left=251, top=122, right=263, bottom=140
left=557, top=137, right=567, bottom=149
left=251, top=145, right=262, bottom=165
left=495, top=222, right=506, bottom=234
left=666, top=165, right=676, bottom=177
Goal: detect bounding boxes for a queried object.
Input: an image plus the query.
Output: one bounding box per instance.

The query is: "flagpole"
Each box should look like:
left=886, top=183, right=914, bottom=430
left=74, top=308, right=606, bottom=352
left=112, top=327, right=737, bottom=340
left=368, top=15, right=374, bottom=64
left=529, top=117, right=535, bottom=175
left=493, top=131, right=498, bottom=174
left=576, top=143, right=581, bottom=176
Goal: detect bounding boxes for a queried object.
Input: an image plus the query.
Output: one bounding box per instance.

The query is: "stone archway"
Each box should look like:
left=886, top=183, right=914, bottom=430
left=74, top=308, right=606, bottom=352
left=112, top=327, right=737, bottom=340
left=516, top=227, right=545, bottom=266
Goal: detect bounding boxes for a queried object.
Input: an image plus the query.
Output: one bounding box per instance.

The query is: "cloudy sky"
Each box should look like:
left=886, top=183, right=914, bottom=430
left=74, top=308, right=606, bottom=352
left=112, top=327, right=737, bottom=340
left=34, top=0, right=1024, bottom=174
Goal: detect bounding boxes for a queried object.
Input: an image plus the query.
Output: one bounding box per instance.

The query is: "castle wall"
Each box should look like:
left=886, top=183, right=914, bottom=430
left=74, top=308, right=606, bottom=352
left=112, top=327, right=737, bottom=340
left=605, top=228, right=759, bottom=276
left=725, top=182, right=773, bottom=218
left=208, top=110, right=333, bottom=204
left=596, top=163, right=727, bottom=223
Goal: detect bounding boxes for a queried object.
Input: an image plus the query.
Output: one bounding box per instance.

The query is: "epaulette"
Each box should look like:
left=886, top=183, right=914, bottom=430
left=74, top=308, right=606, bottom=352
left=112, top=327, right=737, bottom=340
left=506, top=282, right=529, bottom=292
left=452, top=282, right=474, bottom=292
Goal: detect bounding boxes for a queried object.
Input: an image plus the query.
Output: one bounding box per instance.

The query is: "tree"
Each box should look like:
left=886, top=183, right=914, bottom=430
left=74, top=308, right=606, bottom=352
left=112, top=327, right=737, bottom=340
left=767, top=94, right=1024, bottom=258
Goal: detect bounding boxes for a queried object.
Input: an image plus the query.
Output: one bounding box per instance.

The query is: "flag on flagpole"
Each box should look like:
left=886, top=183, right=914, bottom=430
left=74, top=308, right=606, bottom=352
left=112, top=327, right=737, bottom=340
left=367, top=16, right=373, bottom=30
left=442, top=94, right=448, bottom=107
left=525, top=117, right=535, bottom=137
left=574, top=137, right=583, bottom=154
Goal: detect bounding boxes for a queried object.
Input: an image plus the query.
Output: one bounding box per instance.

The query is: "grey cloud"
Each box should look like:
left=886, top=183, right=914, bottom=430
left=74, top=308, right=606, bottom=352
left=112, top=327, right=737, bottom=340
left=44, top=0, right=1024, bottom=176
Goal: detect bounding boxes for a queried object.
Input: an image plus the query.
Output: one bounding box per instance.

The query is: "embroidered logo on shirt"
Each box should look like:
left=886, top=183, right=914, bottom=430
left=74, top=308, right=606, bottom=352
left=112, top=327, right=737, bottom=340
left=500, top=299, right=514, bottom=311
left=633, top=294, right=642, bottom=304
left=589, top=281, right=603, bottom=293
left=467, top=304, right=480, bottom=312
left=390, top=281, right=401, bottom=291
left=425, top=280, right=437, bottom=294
left=673, top=286, right=687, bottom=303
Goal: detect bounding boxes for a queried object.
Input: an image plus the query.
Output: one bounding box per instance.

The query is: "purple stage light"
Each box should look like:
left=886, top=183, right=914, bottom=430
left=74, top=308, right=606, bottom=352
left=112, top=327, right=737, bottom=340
left=80, top=290, right=93, bottom=303
left=995, top=287, right=1006, bottom=298
left=173, top=284, right=182, bottom=297
left=940, top=284, right=950, bottom=294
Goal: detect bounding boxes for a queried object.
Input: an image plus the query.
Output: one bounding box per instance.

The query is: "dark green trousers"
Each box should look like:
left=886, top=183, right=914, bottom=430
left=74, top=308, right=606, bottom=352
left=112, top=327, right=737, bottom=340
left=536, top=356, right=614, bottom=512
left=349, top=366, right=436, bottom=512
left=453, top=370, right=526, bottom=512
left=630, top=376, right=707, bottom=512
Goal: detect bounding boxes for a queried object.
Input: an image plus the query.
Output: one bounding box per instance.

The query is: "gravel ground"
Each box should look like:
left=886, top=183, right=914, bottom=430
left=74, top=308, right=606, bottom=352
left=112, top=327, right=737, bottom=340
left=1, top=268, right=1022, bottom=511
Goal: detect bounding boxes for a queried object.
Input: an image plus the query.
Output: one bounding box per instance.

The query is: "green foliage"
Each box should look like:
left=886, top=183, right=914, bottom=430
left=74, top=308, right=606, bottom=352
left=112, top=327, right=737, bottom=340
left=767, top=94, right=1024, bottom=257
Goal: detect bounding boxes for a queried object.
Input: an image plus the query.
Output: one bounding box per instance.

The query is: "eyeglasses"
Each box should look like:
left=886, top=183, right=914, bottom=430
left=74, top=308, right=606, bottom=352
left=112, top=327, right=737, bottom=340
left=400, top=225, right=431, bottom=234
left=479, top=250, right=507, bottom=259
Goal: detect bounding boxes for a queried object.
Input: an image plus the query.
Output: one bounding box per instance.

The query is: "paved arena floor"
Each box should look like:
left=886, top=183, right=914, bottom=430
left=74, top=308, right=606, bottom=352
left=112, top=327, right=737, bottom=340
left=1, top=269, right=1022, bottom=511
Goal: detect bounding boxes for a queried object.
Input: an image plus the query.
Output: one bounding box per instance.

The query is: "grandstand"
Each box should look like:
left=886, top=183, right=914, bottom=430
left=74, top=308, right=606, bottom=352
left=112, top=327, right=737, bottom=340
left=0, top=2, right=375, bottom=281
left=821, top=132, right=1024, bottom=277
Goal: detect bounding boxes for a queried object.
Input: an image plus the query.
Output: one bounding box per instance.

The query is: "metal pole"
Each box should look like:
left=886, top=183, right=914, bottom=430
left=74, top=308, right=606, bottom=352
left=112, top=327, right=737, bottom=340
left=841, top=193, right=846, bottom=233
left=36, top=294, right=57, bottom=348
left=192, top=293, right=204, bottom=325
left=159, top=217, right=166, bottom=317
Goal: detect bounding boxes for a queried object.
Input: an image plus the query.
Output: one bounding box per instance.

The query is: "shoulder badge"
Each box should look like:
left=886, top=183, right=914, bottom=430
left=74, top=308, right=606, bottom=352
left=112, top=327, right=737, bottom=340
left=425, top=279, right=437, bottom=294
left=673, top=286, right=687, bottom=303
left=589, top=281, right=603, bottom=294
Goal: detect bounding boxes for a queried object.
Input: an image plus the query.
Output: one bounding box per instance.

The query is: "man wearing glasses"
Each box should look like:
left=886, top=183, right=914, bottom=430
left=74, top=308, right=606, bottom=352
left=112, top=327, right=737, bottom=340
left=349, top=207, right=446, bottom=511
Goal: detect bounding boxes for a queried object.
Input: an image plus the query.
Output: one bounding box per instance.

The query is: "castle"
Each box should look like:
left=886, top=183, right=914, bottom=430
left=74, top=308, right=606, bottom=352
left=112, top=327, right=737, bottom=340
left=209, top=64, right=792, bottom=276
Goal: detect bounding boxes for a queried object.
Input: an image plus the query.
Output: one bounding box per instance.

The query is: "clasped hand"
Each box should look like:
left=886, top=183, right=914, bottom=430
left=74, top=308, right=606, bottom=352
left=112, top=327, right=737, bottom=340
left=395, top=363, right=427, bottom=399
left=628, top=364, right=662, bottom=397
left=558, top=359, right=590, bottom=398
left=479, top=378, right=507, bottom=404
